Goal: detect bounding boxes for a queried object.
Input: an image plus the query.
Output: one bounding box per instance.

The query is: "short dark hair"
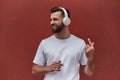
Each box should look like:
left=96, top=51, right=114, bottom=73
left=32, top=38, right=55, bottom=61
left=50, top=7, right=70, bottom=18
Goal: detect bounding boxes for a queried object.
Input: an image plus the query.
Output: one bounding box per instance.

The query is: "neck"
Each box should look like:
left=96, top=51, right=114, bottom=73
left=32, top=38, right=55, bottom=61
left=54, top=27, right=71, bottom=39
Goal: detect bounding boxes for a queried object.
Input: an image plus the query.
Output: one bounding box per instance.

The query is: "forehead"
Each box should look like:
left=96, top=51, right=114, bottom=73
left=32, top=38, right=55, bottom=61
left=50, top=11, right=62, bottom=18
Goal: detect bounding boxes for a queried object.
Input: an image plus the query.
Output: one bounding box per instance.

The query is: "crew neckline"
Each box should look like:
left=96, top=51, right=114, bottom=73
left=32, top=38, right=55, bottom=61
left=54, top=34, right=73, bottom=41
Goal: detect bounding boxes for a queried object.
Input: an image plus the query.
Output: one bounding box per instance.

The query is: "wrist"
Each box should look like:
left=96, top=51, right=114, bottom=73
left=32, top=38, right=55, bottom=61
left=45, top=66, right=54, bottom=72
left=87, top=58, right=95, bottom=67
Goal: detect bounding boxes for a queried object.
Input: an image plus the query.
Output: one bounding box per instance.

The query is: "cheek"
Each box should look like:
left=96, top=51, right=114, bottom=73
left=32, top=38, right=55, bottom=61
left=57, top=20, right=63, bottom=25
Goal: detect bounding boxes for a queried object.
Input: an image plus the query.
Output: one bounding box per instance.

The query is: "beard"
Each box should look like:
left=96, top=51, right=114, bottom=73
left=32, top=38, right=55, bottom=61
left=51, top=23, right=65, bottom=33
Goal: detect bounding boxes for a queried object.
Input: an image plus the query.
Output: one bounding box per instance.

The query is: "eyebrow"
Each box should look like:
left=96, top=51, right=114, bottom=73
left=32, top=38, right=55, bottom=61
left=50, top=18, right=58, bottom=21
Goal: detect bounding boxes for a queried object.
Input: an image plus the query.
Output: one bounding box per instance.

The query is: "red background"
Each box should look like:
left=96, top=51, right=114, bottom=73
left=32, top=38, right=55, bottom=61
left=0, top=0, right=120, bottom=80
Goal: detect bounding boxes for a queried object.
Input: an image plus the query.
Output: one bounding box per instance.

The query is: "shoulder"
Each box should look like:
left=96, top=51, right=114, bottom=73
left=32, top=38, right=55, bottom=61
left=69, top=34, right=86, bottom=49
left=40, top=35, right=55, bottom=45
left=71, top=34, right=85, bottom=43
left=37, top=35, right=55, bottom=49
left=71, top=34, right=86, bottom=48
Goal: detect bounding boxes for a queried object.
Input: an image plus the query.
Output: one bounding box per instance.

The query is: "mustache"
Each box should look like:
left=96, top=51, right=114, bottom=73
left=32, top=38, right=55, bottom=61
left=51, top=24, right=56, bottom=26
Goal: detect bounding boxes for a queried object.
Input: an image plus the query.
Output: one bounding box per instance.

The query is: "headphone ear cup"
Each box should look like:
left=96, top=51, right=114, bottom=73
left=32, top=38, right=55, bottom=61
left=63, top=16, right=71, bottom=26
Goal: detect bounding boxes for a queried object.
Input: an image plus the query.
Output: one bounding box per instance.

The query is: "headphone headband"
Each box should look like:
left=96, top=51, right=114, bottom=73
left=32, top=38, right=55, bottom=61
left=59, top=7, right=71, bottom=26
left=59, top=7, right=68, bottom=17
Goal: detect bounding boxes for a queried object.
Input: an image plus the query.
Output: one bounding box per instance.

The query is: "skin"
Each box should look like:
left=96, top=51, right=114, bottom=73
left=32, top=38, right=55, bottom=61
left=32, top=11, right=95, bottom=77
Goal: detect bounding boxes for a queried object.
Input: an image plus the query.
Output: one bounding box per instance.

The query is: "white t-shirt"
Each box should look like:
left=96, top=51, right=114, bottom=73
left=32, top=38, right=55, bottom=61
left=33, top=34, right=87, bottom=80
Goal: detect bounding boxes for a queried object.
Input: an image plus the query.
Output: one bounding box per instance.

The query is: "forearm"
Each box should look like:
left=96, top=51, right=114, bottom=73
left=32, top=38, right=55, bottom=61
left=32, top=65, right=52, bottom=75
left=84, top=58, right=95, bottom=77
left=32, top=61, right=63, bottom=75
left=84, top=38, right=95, bottom=77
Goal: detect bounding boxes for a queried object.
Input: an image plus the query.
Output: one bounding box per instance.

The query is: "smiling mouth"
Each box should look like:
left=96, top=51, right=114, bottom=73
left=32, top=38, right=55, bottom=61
left=52, top=25, right=57, bottom=29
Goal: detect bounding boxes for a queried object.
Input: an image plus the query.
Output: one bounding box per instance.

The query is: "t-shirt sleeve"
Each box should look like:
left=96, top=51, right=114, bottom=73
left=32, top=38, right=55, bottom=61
left=80, top=41, right=87, bottom=65
left=33, top=40, right=46, bottom=66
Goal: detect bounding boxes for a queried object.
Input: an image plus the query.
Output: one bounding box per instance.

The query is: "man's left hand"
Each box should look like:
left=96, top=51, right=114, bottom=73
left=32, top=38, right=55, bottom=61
left=85, top=38, right=95, bottom=60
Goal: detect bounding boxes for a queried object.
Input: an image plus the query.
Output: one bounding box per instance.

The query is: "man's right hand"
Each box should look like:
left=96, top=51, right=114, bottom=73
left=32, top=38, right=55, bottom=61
left=48, top=60, right=63, bottom=72
left=32, top=61, right=63, bottom=75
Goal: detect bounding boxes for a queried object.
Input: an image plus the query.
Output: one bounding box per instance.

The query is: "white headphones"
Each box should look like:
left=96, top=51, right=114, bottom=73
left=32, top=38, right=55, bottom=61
left=59, top=7, right=71, bottom=26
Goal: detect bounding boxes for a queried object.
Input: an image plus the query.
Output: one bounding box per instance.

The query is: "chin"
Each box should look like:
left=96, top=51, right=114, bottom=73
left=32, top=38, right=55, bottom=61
left=51, top=30, right=57, bottom=33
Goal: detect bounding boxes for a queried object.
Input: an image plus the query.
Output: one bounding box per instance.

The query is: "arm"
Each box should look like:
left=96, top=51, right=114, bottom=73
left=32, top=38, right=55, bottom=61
left=84, top=38, right=95, bottom=77
left=84, top=56, right=94, bottom=77
left=32, top=61, right=63, bottom=75
left=32, top=64, right=51, bottom=75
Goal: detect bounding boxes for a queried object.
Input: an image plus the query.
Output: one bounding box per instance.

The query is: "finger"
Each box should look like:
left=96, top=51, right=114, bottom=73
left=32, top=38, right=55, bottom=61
left=88, top=38, right=92, bottom=45
left=52, top=64, right=57, bottom=67
left=52, top=61, right=63, bottom=69
left=53, top=61, right=59, bottom=64
left=85, top=46, right=88, bottom=51
left=86, top=44, right=90, bottom=48
left=52, top=63, right=59, bottom=68
left=58, top=60, right=63, bottom=66
left=53, top=62, right=63, bottom=67
left=53, top=61, right=61, bottom=64
left=85, top=47, right=88, bottom=51
left=60, top=63, right=63, bottom=66
left=53, top=65, right=62, bottom=71
left=58, top=60, right=61, bottom=63
left=91, top=42, right=94, bottom=46
left=55, top=68, right=61, bottom=71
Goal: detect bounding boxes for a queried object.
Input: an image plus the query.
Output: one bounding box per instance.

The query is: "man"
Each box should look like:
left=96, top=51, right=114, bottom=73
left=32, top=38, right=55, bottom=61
left=32, top=7, right=95, bottom=80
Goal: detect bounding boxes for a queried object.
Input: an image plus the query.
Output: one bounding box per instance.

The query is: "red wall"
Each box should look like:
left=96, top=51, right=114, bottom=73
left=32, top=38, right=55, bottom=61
left=0, top=0, right=120, bottom=80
